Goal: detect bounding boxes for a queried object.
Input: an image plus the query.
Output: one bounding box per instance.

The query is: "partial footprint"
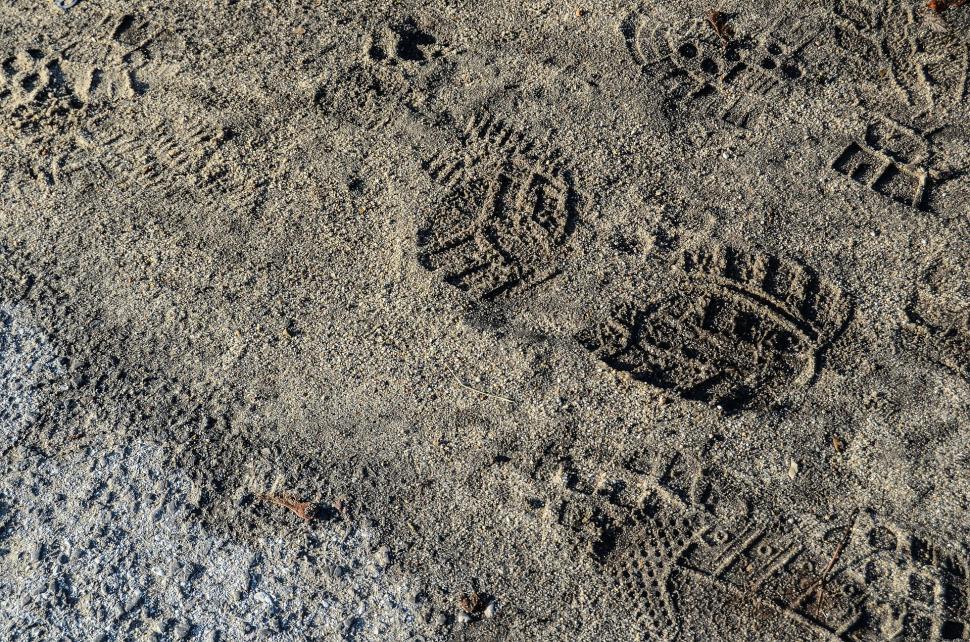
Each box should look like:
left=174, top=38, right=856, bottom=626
left=903, top=246, right=970, bottom=380
left=621, top=8, right=817, bottom=130
left=418, top=112, right=580, bottom=301
left=531, top=451, right=970, bottom=641
left=578, top=246, right=853, bottom=413
left=366, top=18, right=446, bottom=65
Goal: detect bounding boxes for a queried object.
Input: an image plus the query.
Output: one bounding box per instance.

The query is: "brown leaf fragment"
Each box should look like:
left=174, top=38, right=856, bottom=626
left=459, top=592, right=485, bottom=614
left=928, top=0, right=968, bottom=11
left=705, top=9, right=734, bottom=44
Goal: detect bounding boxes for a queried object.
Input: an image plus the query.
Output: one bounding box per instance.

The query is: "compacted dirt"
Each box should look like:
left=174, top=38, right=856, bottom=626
left=0, top=0, right=968, bottom=640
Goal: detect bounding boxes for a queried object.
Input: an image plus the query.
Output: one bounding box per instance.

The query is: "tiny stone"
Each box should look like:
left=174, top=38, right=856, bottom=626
left=343, top=616, right=362, bottom=634
left=168, top=560, right=182, bottom=577
left=457, top=612, right=472, bottom=625
left=788, top=459, right=799, bottom=480
left=373, top=546, right=391, bottom=569
left=484, top=602, right=496, bottom=619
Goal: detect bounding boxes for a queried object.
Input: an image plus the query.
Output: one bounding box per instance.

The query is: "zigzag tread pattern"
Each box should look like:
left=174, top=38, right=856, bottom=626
left=417, top=112, right=579, bottom=301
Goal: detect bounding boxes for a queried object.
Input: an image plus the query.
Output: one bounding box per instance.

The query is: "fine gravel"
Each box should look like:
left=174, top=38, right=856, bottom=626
left=0, top=0, right=968, bottom=640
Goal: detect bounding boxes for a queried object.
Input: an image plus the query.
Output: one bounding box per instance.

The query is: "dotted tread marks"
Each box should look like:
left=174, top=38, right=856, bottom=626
left=536, top=454, right=970, bottom=641
left=367, top=19, right=443, bottom=65
left=680, top=511, right=970, bottom=641
left=0, top=48, right=84, bottom=136
left=538, top=453, right=708, bottom=641
left=1, top=48, right=71, bottom=106
left=830, top=0, right=970, bottom=116
left=0, top=47, right=85, bottom=183
left=622, top=10, right=814, bottom=130
left=418, top=113, right=579, bottom=301
left=615, top=518, right=688, bottom=641
left=579, top=246, right=852, bottom=412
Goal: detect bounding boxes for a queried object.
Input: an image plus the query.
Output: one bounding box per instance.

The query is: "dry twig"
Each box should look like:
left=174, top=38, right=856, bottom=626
left=444, top=364, right=516, bottom=404
left=260, top=492, right=317, bottom=521
left=809, top=511, right=859, bottom=618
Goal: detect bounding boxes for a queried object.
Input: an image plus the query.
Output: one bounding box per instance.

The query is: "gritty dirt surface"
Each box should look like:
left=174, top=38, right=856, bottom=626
left=0, top=0, right=969, bottom=640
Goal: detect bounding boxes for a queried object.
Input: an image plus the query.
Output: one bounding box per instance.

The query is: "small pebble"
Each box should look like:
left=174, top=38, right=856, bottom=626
left=343, top=616, right=362, bottom=633
left=174, top=622, right=192, bottom=639
left=484, top=602, right=496, bottom=619
left=457, top=612, right=471, bottom=625
left=168, top=560, right=183, bottom=577
left=373, top=546, right=391, bottom=569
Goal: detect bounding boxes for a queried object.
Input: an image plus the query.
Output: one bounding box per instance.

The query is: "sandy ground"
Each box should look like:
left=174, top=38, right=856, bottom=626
left=0, top=0, right=968, bottom=640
